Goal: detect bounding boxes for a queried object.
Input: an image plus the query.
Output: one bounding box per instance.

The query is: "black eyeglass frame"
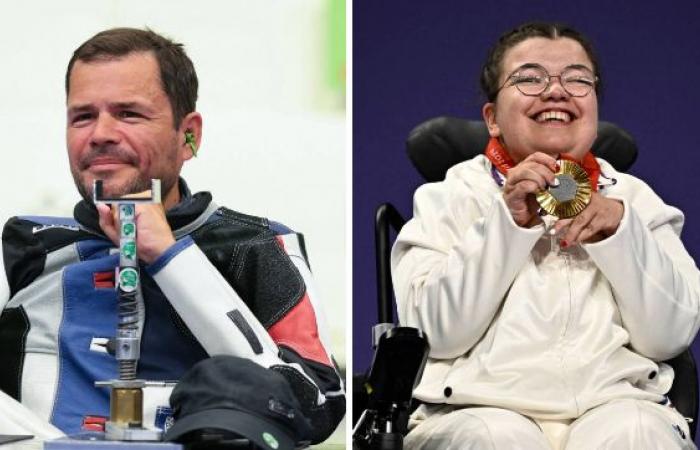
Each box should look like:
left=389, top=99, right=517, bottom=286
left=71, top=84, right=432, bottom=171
left=496, top=63, right=599, bottom=98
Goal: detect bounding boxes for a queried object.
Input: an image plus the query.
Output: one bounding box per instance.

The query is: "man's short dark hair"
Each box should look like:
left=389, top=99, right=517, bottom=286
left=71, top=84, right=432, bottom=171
left=65, top=27, right=198, bottom=128
left=480, top=22, right=602, bottom=102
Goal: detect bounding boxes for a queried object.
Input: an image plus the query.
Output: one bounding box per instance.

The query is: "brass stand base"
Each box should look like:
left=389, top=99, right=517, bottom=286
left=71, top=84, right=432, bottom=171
left=111, top=387, right=143, bottom=427
left=96, top=379, right=163, bottom=442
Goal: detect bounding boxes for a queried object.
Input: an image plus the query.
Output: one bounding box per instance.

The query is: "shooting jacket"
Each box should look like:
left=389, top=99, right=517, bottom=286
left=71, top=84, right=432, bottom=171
left=0, top=180, right=344, bottom=442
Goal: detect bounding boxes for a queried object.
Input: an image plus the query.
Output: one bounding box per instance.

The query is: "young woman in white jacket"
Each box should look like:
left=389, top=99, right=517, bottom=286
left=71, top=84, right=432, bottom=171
left=392, top=22, right=700, bottom=450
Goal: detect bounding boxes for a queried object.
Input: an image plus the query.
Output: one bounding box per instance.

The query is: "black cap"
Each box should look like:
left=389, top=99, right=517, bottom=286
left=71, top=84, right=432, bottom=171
left=164, top=356, right=312, bottom=450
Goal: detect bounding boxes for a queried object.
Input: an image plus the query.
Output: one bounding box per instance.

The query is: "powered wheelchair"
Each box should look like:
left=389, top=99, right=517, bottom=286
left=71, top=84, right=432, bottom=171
left=352, top=117, right=699, bottom=449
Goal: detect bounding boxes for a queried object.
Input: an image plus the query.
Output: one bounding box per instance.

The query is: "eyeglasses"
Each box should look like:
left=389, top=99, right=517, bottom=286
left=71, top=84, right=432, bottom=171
left=498, top=64, right=598, bottom=97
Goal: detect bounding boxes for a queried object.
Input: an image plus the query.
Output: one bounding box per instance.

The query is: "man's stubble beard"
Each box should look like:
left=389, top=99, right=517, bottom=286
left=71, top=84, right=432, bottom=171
left=72, top=164, right=179, bottom=206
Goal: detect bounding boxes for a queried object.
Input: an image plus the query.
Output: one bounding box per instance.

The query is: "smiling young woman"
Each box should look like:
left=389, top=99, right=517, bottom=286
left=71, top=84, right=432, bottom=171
left=391, top=22, right=699, bottom=450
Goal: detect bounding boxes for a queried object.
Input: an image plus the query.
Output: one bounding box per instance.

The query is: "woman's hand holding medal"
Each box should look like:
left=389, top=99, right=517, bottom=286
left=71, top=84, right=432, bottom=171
left=503, top=152, right=559, bottom=227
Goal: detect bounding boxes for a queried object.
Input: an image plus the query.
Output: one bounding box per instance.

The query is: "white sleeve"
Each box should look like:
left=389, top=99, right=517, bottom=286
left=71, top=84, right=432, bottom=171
left=0, top=389, right=64, bottom=439
left=392, top=180, right=544, bottom=359
left=150, top=234, right=342, bottom=439
left=584, top=197, right=700, bottom=361
left=148, top=237, right=284, bottom=368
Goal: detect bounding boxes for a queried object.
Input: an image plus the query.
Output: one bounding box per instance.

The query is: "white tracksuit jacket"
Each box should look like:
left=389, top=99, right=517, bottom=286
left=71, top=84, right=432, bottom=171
left=392, top=155, right=700, bottom=420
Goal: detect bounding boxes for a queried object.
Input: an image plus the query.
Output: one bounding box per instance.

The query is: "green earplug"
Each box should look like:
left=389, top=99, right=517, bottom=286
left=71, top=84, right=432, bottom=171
left=185, top=131, right=198, bottom=157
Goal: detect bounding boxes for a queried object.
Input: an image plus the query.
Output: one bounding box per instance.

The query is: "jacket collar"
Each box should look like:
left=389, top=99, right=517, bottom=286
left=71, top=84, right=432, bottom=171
left=73, top=178, right=213, bottom=236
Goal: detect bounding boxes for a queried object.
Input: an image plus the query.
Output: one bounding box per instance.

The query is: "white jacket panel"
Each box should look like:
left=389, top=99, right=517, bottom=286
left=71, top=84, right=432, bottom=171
left=392, top=155, right=700, bottom=419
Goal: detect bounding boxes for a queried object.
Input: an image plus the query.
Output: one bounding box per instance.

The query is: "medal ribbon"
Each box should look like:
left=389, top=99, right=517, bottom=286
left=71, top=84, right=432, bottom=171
left=484, top=137, right=600, bottom=192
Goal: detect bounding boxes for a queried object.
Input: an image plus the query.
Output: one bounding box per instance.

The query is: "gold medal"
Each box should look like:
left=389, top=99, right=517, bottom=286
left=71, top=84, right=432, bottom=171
left=536, top=160, right=592, bottom=218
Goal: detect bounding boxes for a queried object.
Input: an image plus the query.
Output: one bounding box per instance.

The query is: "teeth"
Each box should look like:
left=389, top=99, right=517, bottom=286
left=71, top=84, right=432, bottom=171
left=535, top=110, right=571, bottom=123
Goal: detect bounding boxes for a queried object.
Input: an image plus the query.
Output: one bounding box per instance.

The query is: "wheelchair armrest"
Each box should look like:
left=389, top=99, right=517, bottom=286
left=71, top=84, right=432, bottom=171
left=353, top=327, right=429, bottom=449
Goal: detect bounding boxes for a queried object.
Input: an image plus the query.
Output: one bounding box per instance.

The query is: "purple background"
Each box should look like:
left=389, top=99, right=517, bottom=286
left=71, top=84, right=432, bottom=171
left=353, top=0, right=700, bottom=427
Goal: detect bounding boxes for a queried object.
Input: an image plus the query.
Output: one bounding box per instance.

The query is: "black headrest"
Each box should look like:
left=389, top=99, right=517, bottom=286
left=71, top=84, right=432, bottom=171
left=406, top=117, right=638, bottom=182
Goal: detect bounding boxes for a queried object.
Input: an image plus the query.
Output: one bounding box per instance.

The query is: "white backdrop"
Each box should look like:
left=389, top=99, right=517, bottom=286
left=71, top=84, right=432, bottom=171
left=0, top=0, right=346, bottom=364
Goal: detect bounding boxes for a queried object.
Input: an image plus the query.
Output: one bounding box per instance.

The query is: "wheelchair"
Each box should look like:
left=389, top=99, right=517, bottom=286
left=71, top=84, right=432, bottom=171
left=353, top=117, right=699, bottom=449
